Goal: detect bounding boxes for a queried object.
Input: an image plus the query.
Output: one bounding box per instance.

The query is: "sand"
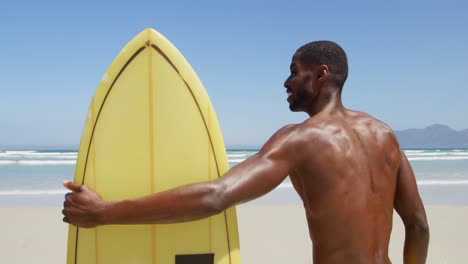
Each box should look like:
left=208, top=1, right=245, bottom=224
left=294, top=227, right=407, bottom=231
left=1, top=205, right=467, bottom=263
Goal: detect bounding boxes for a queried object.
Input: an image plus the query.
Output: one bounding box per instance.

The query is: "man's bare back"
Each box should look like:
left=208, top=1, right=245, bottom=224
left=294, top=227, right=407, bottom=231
left=288, top=109, right=400, bottom=263
left=63, top=41, right=429, bottom=263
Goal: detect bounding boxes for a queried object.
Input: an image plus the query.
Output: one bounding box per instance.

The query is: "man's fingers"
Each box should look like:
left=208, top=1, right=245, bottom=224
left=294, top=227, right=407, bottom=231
left=62, top=208, right=70, bottom=217
left=62, top=207, right=82, bottom=223
left=63, top=180, right=82, bottom=192
left=64, top=192, right=72, bottom=208
left=62, top=208, right=89, bottom=228
left=66, top=195, right=82, bottom=208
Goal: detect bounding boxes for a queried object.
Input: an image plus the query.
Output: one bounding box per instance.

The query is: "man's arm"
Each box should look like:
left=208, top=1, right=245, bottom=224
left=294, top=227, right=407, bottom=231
left=63, top=125, right=297, bottom=228
left=394, top=150, right=429, bottom=264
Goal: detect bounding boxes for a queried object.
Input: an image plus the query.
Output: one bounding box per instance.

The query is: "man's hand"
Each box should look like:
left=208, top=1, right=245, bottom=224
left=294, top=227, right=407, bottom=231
left=62, top=181, right=108, bottom=228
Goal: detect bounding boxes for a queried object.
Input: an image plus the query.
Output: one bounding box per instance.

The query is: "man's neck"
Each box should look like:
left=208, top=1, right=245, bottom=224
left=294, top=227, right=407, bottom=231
left=306, top=88, right=344, bottom=117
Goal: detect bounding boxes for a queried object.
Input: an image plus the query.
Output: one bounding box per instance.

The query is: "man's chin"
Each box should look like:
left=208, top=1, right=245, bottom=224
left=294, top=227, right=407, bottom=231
left=288, top=103, right=301, bottom=112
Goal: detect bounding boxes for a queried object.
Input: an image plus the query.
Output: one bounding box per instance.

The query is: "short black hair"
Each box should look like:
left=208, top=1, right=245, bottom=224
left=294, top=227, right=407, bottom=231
left=297, top=41, right=348, bottom=89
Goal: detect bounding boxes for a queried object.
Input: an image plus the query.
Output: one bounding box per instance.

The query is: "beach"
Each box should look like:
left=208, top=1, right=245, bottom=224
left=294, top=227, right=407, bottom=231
left=1, top=149, right=468, bottom=263
left=1, top=205, right=467, bottom=264
left=2, top=0, right=468, bottom=262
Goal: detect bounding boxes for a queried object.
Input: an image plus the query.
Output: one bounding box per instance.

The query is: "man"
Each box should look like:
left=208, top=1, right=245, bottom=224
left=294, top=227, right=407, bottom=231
left=63, top=41, right=429, bottom=263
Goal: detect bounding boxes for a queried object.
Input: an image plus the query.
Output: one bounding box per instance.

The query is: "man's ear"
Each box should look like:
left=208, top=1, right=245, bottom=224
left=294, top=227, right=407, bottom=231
left=317, top=65, right=329, bottom=80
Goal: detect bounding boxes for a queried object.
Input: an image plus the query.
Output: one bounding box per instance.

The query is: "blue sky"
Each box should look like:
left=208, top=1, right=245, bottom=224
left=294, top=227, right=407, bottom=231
left=1, top=0, right=467, bottom=148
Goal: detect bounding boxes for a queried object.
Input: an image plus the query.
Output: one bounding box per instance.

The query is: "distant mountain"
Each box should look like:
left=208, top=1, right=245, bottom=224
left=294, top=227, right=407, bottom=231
left=395, top=124, right=468, bottom=148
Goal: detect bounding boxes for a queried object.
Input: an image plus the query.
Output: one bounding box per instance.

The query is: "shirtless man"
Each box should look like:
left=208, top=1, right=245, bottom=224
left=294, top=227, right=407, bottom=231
left=63, top=41, right=429, bottom=263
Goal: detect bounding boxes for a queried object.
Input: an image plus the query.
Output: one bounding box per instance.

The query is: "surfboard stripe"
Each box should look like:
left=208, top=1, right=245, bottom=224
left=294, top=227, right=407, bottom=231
left=207, top=105, right=212, bottom=252
left=93, top=140, right=99, bottom=264
left=73, top=227, right=79, bottom=264
left=92, top=110, right=99, bottom=264
left=95, top=229, right=99, bottom=264
left=147, top=40, right=157, bottom=264
left=223, top=211, right=232, bottom=263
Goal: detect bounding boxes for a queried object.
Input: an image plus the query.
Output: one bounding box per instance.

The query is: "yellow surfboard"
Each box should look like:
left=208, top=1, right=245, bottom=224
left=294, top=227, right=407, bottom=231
left=67, top=29, right=240, bottom=264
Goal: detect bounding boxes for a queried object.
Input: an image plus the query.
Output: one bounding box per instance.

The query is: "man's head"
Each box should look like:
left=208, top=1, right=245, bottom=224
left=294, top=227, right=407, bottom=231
left=284, top=41, right=348, bottom=113
left=296, top=40, right=348, bottom=89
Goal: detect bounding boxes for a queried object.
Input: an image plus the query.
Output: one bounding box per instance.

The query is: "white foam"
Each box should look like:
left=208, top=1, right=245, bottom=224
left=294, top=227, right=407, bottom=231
left=4, top=151, right=36, bottom=154
left=26, top=152, right=77, bottom=157
left=0, top=160, right=16, bottom=165
left=404, top=150, right=425, bottom=153
left=408, top=156, right=468, bottom=161
left=446, top=152, right=468, bottom=156
left=228, top=159, right=247, bottom=163
left=417, top=180, right=468, bottom=186
left=227, top=154, right=251, bottom=158
left=229, top=156, right=468, bottom=163
left=278, top=183, right=294, bottom=189
left=0, top=152, right=77, bottom=158
left=18, top=160, right=76, bottom=165
left=0, top=160, right=77, bottom=165
left=0, top=189, right=67, bottom=196
left=405, top=152, right=468, bottom=156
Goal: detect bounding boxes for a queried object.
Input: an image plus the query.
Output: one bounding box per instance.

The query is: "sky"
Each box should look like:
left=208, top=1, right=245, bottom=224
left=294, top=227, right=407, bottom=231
left=1, top=0, right=467, bottom=148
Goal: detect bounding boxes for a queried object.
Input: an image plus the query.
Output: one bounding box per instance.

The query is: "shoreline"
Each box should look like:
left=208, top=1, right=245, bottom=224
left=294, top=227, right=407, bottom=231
left=1, top=205, right=467, bottom=263
left=3, top=181, right=468, bottom=207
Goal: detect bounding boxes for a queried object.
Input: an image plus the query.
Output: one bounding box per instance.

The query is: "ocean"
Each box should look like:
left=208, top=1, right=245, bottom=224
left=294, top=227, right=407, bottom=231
left=0, top=149, right=467, bottom=207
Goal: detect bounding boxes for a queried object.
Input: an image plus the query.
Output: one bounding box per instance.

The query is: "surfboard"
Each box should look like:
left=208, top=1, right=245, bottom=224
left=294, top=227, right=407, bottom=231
left=66, top=28, right=240, bottom=264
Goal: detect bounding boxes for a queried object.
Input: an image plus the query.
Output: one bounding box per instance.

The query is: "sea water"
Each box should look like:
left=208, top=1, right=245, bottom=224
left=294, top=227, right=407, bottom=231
left=0, top=149, right=467, bottom=207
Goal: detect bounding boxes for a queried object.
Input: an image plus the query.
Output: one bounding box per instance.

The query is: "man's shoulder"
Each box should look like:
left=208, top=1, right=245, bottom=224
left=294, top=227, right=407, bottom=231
left=277, top=122, right=320, bottom=139
left=269, top=123, right=303, bottom=143
left=260, top=123, right=307, bottom=154
left=345, top=110, right=394, bottom=131
left=274, top=121, right=329, bottom=149
left=302, top=110, right=398, bottom=141
left=346, top=110, right=400, bottom=146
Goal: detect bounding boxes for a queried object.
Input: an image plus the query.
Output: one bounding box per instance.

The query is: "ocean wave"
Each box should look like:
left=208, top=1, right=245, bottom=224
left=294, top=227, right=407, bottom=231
left=417, top=180, right=468, bottom=185
left=1, top=151, right=36, bottom=154
left=408, top=157, right=468, bottom=161
left=0, top=149, right=466, bottom=166
left=278, top=183, right=293, bottom=188
left=0, top=189, right=67, bottom=196
left=0, top=160, right=76, bottom=165
left=228, top=159, right=247, bottom=163
left=229, top=156, right=468, bottom=163
left=5, top=157, right=465, bottom=165
left=0, top=151, right=77, bottom=158
left=0, top=160, right=16, bottom=165
left=227, top=154, right=252, bottom=158
left=404, top=150, right=426, bottom=153
left=405, top=152, right=468, bottom=157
